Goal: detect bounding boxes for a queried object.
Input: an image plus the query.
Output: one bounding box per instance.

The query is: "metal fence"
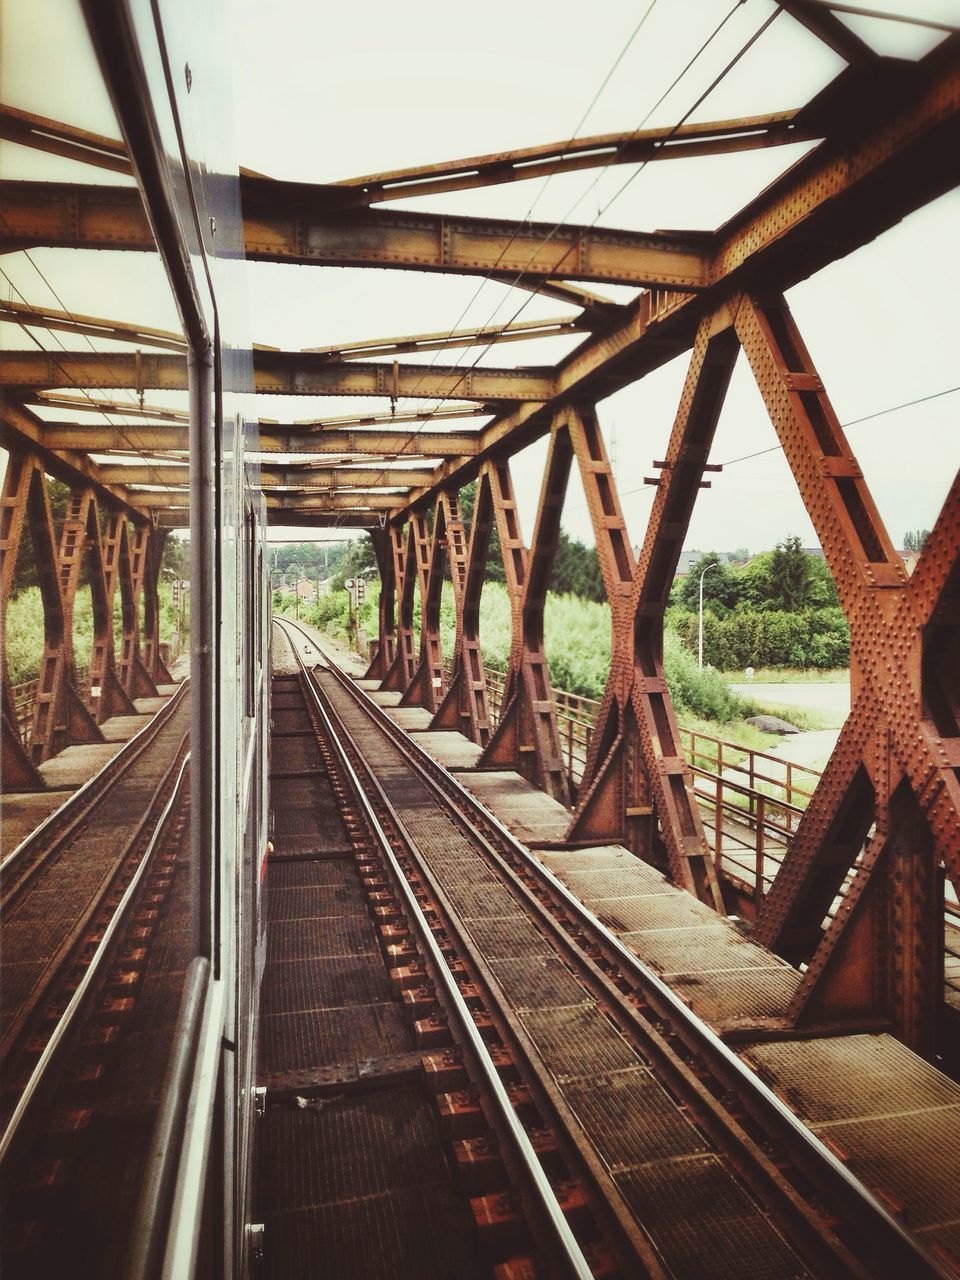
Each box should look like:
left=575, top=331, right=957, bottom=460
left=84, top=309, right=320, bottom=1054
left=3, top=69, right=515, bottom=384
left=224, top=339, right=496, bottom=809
left=481, top=662, right=824, bottom=904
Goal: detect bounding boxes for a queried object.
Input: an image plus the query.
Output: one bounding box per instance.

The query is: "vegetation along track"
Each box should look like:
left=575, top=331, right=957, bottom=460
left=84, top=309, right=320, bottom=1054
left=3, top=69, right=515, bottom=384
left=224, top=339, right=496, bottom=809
left=277, top=617, right=952, bottom=1280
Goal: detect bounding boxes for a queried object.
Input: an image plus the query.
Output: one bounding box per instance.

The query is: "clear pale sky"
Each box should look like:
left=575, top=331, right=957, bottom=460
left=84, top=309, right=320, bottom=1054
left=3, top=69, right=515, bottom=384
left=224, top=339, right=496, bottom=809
left=2, top=0, right=958, bottom=552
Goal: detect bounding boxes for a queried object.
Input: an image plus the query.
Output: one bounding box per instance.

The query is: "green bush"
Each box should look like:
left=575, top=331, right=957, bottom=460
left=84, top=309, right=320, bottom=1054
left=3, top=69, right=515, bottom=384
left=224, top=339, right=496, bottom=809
left=663, top=631, right=753, bottom=723
left=670, top=604, right=849, bottom=671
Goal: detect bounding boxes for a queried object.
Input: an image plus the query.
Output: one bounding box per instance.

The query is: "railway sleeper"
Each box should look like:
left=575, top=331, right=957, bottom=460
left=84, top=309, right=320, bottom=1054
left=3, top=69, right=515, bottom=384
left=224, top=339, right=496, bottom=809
left=300, top=639, right=899, bottom=1280
left=296, top=666, right=626, bottom=1280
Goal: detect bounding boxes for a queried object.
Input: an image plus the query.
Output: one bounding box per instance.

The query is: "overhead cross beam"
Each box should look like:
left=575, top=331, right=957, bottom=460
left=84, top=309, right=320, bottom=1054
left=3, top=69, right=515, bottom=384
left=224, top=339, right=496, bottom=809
left=0, top=101, right=813, bottom=206
left=96, top=462, right=436, bottom=488
left=1, top=179, right=710, bottom=290
left=301, top=315, right=589, bottom=360
left=145, top=490, right=401, bottom=512
left=397, top=37, right=960, bottom=516
left=323, top=112, right=813, bottom=208
left=0, top=297, right=187, bottom=352
left=39, top=422, right=482, bottom=457
left=0, top=349, right=553, bottom=402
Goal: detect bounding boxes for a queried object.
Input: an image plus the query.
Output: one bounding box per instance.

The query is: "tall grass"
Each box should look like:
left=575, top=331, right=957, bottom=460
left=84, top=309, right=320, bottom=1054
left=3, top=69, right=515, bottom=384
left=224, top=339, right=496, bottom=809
left=5, top=581, right=181, bottom=686
left=294, top=579, right=752, bottom=725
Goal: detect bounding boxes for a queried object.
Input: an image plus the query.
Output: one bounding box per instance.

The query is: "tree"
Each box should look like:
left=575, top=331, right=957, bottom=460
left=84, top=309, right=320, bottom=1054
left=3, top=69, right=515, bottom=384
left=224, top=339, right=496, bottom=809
left=552, top=531, right=603, bottom=600
left=904, top=529, right=930, bottom=553
left=677, top=552, right=739, bottom=614
left=766, top=535, right=812, bottom=611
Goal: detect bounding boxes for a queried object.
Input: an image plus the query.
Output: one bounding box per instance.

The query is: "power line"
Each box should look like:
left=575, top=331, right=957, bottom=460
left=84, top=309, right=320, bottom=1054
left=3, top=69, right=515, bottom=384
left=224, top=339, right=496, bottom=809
left=370, top=0, right=765, bottom=506
left=560, top=382, right=960, bottom=520
left=412, top=0, right=753, bottom=413
left=718, top=382, right=960, bottom=468
left=0, top=251, right=184, bottom=487
left=393, top=0, right=662, bottom=413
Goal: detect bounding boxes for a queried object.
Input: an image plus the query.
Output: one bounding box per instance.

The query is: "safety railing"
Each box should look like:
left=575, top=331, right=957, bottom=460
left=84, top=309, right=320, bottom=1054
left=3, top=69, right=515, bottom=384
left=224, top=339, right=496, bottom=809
left=477, top=659, right=824, bottom=903
left=483, top=666, right=600, bottom=782
left=680, top=726, right=820, bottom=812
left=13, top=678, right=38, bottom=744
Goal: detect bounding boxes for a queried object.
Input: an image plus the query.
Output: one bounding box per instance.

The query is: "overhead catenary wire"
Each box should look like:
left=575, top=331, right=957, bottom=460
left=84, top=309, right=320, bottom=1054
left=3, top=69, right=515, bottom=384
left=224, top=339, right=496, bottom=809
left=0, top=252, right=186, bottom=488
left=386, top=0, right=663, bottom=413
left=313, top=0, right=664, bottom=533
left=561, top=381, right=960, bottom=526
left=402, top=0, right=754, bottom=423
left=360, top=0, right=764, bottom=509
left=717, top=382, right=960, bottom=469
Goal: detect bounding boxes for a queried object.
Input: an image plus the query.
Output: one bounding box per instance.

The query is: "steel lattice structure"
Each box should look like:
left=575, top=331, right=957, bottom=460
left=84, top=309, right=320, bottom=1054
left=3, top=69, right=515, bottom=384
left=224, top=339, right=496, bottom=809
left=2, top=16, right=959, bottom=1057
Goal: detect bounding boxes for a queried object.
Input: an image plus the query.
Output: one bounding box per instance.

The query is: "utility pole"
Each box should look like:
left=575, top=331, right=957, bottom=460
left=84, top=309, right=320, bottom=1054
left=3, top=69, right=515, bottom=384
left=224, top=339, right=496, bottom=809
left=698, top=562, right=719, bottom=669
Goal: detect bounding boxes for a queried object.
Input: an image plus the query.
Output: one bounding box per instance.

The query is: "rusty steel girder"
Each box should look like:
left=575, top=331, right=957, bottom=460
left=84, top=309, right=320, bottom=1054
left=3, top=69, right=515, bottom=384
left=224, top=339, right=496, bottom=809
left=380, top=517, right=424, bottom=695
left=400, top=493, right=467, bottom=716
left=363, top=527, right=399, bottom=681
left=59, top=489, right=137, bottom=725
left=430, top=464, right=504, bottom=747
left=475, top=425, right=569, bottom=807
left=0, top=349, right=553, bottom=403
left=0, top=455, right=104, bottom=767
left=38, top=422, right=483, bottom=458
left=734, top=295, right=960, bottom=1054
left=113, top=521, right=160, bottom=701
left=2, top=178, right=709, bottom=290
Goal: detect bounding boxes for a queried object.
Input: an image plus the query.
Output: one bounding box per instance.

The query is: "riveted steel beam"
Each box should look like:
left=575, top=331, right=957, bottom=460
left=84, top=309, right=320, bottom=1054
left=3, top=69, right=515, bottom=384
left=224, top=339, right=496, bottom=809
left=240, top=189, right=711, bottom=289
left=0, top=349, right=551, bottom=402
left=400, top=492, right=467, bottom=714
left=95, top=463, right=435, bottom=489
left=136, top=490, right=401, bottom=512
left=301, top=314, right=589, bottom=359
left=0, top=402, right=148, bottom=518
left=327, top=112, right=812, bottom=208
left=479, top=417, right=569, bottom=805
left=431, top=483, right=490, bottom=744
left=363, top=527, right=400, bottom=680
left=40, top=422, right=480, bottom=457
left=0, top=297, right=187, bottom=352
left=158, top=504, right=389, bottom=528
left=0, top=102, right=133, bottom=174
left=382, top=517, right=427, bottom=693
left=737, top=294, right=960, bottom=1054
left=1, top=178, right=710, bottom=289
left=0, top=103, right=812, bottom=205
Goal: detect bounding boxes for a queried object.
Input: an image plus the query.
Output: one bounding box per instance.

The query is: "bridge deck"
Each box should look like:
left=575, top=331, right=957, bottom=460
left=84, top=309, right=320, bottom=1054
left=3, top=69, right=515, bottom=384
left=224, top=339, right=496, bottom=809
left=1, top=684, right=184, bottom=858
left=305, top=625, right=960, bottom=1268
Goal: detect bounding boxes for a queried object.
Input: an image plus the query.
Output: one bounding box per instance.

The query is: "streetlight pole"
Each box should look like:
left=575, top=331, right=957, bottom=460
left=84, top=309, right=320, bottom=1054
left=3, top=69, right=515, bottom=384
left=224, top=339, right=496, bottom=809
left=698, top=562, right=719, bottom=669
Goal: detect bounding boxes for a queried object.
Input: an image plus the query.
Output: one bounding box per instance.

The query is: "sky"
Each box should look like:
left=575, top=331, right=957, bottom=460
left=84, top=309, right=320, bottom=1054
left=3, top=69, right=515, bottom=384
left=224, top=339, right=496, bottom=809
left=1, top=0, right=958, bottom=553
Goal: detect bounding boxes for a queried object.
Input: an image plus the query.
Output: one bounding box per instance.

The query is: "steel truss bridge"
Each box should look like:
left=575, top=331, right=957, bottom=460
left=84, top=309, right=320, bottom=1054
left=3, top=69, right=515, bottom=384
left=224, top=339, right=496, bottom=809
left=2, top=6, right=960, bottom=1275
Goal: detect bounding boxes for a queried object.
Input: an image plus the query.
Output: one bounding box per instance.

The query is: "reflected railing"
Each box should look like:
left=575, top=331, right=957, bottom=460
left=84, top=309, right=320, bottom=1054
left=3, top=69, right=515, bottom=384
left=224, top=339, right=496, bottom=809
left=12, top=678, right=38, bottom=744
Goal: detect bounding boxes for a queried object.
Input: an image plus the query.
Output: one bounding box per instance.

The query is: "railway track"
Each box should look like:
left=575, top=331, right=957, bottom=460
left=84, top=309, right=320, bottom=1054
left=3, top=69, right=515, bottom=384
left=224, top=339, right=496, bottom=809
left=0, top=687, right=193, bottom=1277
left=277, top=618, right=953, bottom=1280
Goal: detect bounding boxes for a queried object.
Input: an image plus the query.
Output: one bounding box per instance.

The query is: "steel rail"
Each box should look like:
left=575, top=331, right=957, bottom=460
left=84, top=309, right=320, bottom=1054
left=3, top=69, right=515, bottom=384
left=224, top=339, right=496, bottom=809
left=0, top=751, right=191, bottom=1165
left=286, top=620, right=955, bottom=1280
left=286, top=628, right=855, bottom=1277
left=0, top=723, right=192, bottom=1075
left=277, top=621, right=595, bottom=1280
left=1, top=677, right=190, bottom=895
left=126, top=953, right=210, bottom=1280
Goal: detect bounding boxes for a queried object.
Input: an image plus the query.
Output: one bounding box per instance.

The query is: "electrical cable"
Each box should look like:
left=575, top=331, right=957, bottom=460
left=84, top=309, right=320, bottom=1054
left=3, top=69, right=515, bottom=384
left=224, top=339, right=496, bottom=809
left=0, top=255, right=185, bottom=489
left=361, top=0, right=764, bottom=511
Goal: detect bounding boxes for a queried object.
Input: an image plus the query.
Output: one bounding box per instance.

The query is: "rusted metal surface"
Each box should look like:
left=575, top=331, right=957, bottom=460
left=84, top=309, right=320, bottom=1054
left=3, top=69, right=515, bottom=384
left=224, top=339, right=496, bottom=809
left=736, top=297, right=960, bottom=1055
left=289, top=621, right=960, bottom=1278
left=3, top=31, right=959, bottom=1067
left=0, top=348, right=554, bottom=402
